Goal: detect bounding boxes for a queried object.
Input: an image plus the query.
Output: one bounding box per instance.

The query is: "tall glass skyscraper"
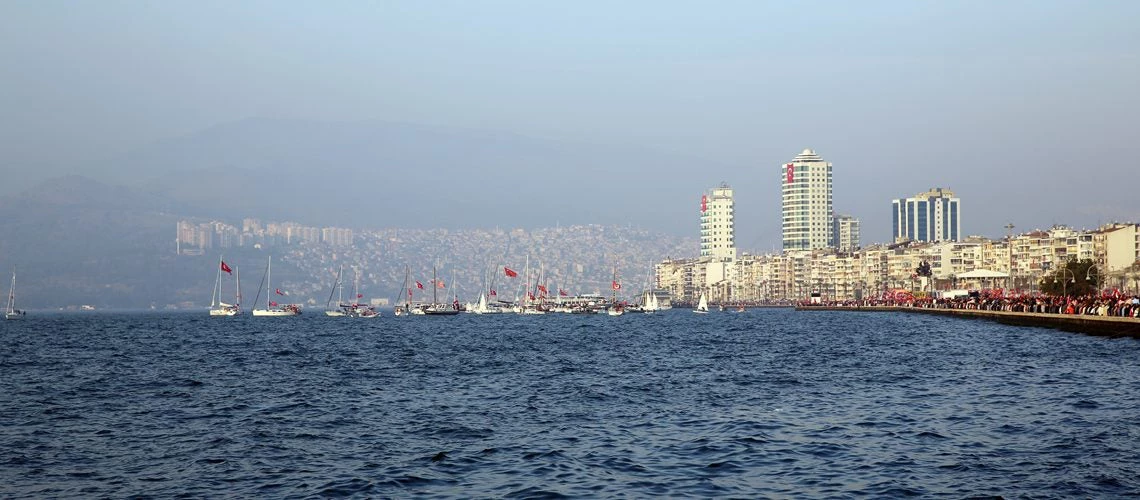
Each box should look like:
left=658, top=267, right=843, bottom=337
left=781, top=149, right=833, bottom=251
left=891, top=188, right=961, bottom=243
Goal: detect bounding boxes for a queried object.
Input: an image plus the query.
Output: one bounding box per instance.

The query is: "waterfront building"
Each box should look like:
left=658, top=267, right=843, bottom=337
left=891, top=188, right=961, bottom=243
left=834, top=214, right=860, bottom=252
left=782, top=149, right=833, bottom=251
left=700, top=183, right=737, bottom=261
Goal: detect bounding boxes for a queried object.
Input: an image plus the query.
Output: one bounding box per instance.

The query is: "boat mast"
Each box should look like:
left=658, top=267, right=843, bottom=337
left=326, top=267, right=341, bottom=309
left=252, top=259, right=268, bottom=311
left=235, top=266, right=241, bottom=309
left=433, top=266, right=438, bottom=305
left=211, top=256, right=221, bottom=308
left=6, top=268, right=15, bottom=314
left=266, top=256, right=272, bottom=309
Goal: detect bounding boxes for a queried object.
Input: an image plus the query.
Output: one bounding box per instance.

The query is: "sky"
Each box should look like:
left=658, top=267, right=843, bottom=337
left=2, top=0, right=1139, bottom=248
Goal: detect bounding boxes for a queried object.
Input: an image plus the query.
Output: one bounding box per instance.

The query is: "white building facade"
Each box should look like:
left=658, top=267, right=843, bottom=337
left=782, top=149, right=833, bottom=251
left=834, top=214, right=860, bottom=252
left=700, top=183, right=737, bottom=261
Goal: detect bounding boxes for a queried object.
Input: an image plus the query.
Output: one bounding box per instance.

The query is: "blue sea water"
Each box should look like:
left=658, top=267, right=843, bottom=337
left=2, top=309, right=1139, bottom=498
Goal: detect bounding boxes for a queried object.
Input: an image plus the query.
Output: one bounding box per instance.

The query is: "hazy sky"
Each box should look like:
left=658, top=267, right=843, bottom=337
left=2, top=1, right=1138, bottom=247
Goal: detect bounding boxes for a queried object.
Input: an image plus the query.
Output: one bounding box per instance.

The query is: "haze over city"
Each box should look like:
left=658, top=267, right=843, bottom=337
left=3, top=0, right=1139, bottom=248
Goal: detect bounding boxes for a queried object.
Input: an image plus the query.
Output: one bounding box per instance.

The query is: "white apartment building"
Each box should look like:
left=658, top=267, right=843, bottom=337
left=833, top=214, right=860, bottom=252
left=782, top=149, right=833, bottom=251
left=700, top=183, right=737, bottom=261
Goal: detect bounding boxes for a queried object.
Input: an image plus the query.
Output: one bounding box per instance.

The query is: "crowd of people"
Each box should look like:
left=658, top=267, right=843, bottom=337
left=807, top=292, right=1140, bottom=318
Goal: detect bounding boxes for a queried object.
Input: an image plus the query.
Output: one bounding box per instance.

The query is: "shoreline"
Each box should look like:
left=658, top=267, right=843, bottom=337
left=795, top=305, right=1140, bottom=338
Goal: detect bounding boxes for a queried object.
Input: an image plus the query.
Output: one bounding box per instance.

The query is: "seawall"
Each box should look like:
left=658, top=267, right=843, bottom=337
left=795, top=306, right=1140, bottom=338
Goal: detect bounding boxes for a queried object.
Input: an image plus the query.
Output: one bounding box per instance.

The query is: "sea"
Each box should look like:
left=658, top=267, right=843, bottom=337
left=2, top=309, right=1138, bottom=498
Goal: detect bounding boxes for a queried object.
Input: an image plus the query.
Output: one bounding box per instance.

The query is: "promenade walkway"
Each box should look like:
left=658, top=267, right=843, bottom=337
left=795, top=305, right=1140, bottom=338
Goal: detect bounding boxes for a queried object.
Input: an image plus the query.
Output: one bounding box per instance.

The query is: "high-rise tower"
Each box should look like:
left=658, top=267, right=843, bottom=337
left=700, top=183, right=736, bottom=261
left=891, top=188, right=960, bottom=243
left=781, top=149, right=833, bottom=251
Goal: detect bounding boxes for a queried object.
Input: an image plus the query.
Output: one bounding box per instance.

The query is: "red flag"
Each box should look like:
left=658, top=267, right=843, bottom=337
left=612, top=281, right=621, bottom=290
left=559, top=289, right=568, bottom=296
left=275, top=288, right=284, bottom=295
left=700, top=194, right=708, bottom=213
left=489, top=289, right=497, bottom=296
left=269, top=301, right=278, bottom=307
left=436, top=280, right=446, bottom=289
left=220, top=261, right=232, bottom=274
left=537, top=284, right=547, bottom=294
left=408, top=289, right=413, bottom=297
left=527, top=292, right=535, bottom=299
left=504, top=267, right=518, bottom=278
left=357, top=293, right=363, bottom=299
left=786, top=163, right=794, bottom=183
left=416, top=281, right=424, bottom=289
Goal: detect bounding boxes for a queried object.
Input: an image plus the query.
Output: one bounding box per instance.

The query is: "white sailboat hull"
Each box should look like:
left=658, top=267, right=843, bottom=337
left=209, top=308, right=240, bottom=317
left=252, top=308, right=299, bottom=317
left=5, top=312, right=24, bottom=320
left=324, top=310, right=346, bottom=317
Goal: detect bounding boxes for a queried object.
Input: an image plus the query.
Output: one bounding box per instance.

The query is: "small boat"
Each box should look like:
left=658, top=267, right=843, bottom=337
left=5, top=268, right=26, bottom=320
left=209, top=258, right=241, bottom=316
left=324, top=267, right=347, bottom=317
left=736, top=305, right=746, bottom=313
left=607, top=267, right=624, bottom=316
left=423, top=266, right=460, bottom=316
left=251, top=256, right=301, bottom=317
left=693, top=293, right=709, bottom=314
left=345, top=268, right=380, bottom=318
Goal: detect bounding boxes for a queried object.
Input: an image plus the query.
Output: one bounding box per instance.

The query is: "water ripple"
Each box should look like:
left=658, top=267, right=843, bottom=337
left=2, top=310, right=1139, bottom=497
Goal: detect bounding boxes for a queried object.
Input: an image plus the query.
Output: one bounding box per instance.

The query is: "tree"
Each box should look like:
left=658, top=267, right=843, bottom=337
left=915, top=260, right=933, bottom=278
left=1038, top=259, right=1101, bottom=297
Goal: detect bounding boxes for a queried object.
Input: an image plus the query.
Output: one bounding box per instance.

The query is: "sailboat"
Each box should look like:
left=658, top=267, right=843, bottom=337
left=693, top=293, right=709, bottom=314
left=607, top=267, right=624, bottom=316
left=345, top=267, right=380, bottom=318
left=395, top=265, right=413, bottom=317
left=423, top=266, right=459, bottom=315
left=643, top=290, right=660, bottom=313
left=324, top=267, right=346, bottom=317
left=209, top=258, right=241, bottom=316
left=251, top=256, right=301, bottom=316
left=5, top=268, right=25, bottom=320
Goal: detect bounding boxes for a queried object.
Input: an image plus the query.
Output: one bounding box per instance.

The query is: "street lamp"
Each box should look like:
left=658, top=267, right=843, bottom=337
left=1053, top=267, right=1076, bottom=297
left=1085, top=265, right=1100, bottom=294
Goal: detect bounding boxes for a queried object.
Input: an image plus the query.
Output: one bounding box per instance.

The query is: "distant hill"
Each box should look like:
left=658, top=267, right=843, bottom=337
left=102, top=117, right=731, bottom=233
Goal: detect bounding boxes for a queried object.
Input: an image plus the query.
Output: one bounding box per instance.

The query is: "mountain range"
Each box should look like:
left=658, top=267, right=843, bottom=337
left=91, top=117, right=740, bottom=234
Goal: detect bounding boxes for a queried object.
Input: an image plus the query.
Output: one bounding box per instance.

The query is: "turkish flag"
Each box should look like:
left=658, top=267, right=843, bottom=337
left=489, top=289, right=497, bottom=296
left=220, top=261, right=232, bottom=274
left=537, top=284, right=547, bottom=294
left=612, top=281, right=621, bottom=290
left=504, top=267, right=518, bottom=278
left=275, top=288, right=284, bottom=295
left=436, top=280, right=446, bottom=289
left=270, top=301, right=278, bottom=307
left=357, top=293, right=363, bottom=299
left=559, top=289, right=568, bottom=296
left=416, top=281, right=424, bottom=289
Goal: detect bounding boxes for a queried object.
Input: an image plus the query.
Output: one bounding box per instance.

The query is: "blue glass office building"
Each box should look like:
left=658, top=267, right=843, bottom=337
left=891, top=188, right=960, bottom=243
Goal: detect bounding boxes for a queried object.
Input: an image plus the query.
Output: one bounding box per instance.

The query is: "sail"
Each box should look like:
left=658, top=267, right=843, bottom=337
left=697, top=294, right=708, bottom=312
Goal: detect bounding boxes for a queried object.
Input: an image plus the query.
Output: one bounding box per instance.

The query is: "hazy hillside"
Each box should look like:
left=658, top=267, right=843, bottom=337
left=0, top=176, right=696, bottom=310
left=103, top=118, right=737, bottom=234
